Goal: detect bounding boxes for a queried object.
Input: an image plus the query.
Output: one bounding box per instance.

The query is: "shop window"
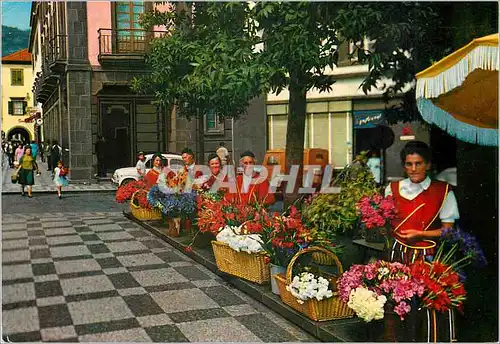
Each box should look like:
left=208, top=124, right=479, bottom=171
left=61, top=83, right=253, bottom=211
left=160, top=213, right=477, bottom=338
left=11, top=69, right=24, bottom=86
left=8, top=99, right=27, bottom=116
left=204, top=110, right=224, bottom=134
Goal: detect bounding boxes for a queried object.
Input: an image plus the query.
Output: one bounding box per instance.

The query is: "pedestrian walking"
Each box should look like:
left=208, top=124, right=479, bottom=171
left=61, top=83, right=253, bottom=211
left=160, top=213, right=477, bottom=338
left=216, top=141, right=230, bottom=166
left=45, top=141, right=52, bottom=171
left=30, top=141, right=39, bottom=161
left=136, top=151, right=146, bottom=178
left=39, top=141, right=45, bottom=163
left=54, top=160, right=69, bottom=199
left=95, top=135, right=106, bottom=177
left=7, top=141, right=14, bottom=167
left=50, top=140, right=62, bottom=176
left=16, top=145, right=40, bottom=198
left=14, top=143, right=24, bottom=167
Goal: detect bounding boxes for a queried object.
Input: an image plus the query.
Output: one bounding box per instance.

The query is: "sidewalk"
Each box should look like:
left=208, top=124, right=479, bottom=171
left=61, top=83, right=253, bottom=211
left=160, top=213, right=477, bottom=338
left=2, top=158, right=117, bottom=194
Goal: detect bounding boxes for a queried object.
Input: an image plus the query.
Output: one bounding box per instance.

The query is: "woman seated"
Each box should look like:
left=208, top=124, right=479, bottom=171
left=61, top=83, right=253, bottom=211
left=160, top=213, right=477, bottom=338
left=143, top=153, right=164, bottom=189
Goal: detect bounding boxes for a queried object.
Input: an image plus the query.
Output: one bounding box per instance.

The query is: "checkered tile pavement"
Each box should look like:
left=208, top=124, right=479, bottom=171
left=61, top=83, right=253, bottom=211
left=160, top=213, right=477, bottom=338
left=2, top=212, right=316, bottom=342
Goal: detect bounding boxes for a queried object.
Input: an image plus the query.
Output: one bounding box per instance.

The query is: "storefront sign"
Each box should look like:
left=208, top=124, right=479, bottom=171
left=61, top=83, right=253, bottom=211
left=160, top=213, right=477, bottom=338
left=353, top=110, right=385, bottom=129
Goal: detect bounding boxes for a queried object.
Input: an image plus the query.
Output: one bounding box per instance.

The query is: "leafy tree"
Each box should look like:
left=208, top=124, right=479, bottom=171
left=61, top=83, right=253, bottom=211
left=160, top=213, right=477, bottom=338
left=133, top=2, right=448, bottom=201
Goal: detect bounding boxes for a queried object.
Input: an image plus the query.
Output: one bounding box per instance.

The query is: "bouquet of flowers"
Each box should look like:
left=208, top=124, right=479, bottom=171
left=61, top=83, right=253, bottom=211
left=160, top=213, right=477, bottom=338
left=409, top=227, right=485, bottom=313
left=196, top=197, right=262, bottom=236
left=286, top=272, right=334, bottom=304
left=147, top=185, right=197, bottom=219
left=356, top=194, right=396, bottom=245
left=338, top=260, right=425, bottom=322
left=256, top=205, right=338, bottom=267
left=164, top=169, right=188, bottom=193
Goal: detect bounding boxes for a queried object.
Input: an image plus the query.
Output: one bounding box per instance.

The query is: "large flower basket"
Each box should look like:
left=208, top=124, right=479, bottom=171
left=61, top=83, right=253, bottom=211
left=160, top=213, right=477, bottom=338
left=211, top=240, right=270, bottom=284
left=129, top=190, right=162, bottom=221
left=274, top=246, right=354, bottom=321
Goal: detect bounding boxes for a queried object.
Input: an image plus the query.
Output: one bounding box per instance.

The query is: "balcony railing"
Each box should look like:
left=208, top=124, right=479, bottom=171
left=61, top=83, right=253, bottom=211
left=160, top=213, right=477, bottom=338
left=98, top=28, right=167, bottom=56
left=46, top=34, right=67, bottom=65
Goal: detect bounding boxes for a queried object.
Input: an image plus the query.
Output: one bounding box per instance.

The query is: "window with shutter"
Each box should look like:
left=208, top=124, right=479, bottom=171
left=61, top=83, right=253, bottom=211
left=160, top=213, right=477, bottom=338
left=9, top=100, right=25, bottom=116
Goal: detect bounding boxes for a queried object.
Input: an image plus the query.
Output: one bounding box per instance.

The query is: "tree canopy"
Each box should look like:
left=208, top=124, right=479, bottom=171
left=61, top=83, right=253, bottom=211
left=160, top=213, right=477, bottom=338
left=133, top=2, right=455, bottom=196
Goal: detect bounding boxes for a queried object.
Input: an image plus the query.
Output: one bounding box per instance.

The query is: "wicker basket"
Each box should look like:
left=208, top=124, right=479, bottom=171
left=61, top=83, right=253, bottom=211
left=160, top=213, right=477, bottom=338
left=274, top=246, right=354, bottom=321
left=130, top=190, right=162, bottom=221
left=211, top=240, right=270, bottom=284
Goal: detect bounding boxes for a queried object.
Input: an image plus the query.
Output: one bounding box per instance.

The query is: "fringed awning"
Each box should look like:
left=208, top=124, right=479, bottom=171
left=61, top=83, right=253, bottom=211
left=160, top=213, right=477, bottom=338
left=416, top=33, right=499, bottom=146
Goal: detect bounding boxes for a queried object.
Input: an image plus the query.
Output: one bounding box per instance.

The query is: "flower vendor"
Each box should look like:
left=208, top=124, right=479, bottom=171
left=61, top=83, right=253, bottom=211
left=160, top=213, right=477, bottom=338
left=385, top=141, right=459, bottom=264
left=225, top=150, right=275, bottom=206
left=200, top=153, right=228, bottom=193
left=180, top=147, right=204, bottom=190
left=143, top=153, right=164, bottom=189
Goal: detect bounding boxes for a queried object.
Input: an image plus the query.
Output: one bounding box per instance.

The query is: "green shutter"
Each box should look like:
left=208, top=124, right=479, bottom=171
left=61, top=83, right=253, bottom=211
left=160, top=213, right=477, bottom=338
left=8, top=101, right=13, bottom=115
left=23, top=102, right=27, bottom=115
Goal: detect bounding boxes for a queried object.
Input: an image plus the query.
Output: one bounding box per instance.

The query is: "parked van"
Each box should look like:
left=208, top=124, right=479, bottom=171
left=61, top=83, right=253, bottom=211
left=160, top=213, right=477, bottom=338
left=263, top=148, right=330, bottom=190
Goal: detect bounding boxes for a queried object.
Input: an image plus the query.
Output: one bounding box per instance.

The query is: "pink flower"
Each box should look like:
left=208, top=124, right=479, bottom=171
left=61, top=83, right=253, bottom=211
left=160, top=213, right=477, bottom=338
left=394, top=301, right=411, bottom=319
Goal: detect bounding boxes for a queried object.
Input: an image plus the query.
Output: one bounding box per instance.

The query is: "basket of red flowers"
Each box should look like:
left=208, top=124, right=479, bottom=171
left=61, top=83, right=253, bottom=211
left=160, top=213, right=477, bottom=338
left=115, top=180, right=161, bottom=221
left=130, top=189, right=162, bottom=221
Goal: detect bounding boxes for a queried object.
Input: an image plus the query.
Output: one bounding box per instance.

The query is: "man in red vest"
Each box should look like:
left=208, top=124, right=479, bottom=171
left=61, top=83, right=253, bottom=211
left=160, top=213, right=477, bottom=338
left=385, top=141, right=459, bottom=264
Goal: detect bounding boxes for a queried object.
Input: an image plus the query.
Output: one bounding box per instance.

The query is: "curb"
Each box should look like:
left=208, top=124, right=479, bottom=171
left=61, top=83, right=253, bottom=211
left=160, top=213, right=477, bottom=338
left=123, top=211, right=375, bottom=342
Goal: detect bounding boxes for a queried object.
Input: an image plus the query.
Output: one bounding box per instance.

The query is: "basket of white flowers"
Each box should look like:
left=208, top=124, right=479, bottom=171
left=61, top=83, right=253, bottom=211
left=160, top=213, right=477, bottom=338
left=211, top=225, right=270, bottom=284
left=274, top=246, right=354, bottom=321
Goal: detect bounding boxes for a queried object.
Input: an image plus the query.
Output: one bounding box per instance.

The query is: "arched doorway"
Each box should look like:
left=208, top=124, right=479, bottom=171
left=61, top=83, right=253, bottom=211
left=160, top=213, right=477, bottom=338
left=7, top=127, right=31, bottom=145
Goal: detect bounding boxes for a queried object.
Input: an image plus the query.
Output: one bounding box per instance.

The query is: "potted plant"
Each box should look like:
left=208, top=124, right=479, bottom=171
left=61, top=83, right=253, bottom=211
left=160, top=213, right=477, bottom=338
left=303, top=152, right=379, bottom=242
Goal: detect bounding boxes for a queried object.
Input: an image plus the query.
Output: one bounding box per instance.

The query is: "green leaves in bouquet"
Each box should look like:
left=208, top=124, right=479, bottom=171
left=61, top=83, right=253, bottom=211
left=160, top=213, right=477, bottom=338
left=303, top=154, right=379, bottom=239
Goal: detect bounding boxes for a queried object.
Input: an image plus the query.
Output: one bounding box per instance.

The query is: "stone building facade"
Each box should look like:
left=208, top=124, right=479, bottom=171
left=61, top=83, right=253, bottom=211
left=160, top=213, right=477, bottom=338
left=29, top=1, right=266, bottom=181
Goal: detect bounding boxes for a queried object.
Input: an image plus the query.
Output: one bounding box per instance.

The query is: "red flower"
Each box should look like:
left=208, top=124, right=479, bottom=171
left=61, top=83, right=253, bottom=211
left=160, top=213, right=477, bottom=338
left=264, top=256, right=271, bottom=264
left=451, top=284, right=466, bottom=297
left=184, top=246, right=193, bottom=253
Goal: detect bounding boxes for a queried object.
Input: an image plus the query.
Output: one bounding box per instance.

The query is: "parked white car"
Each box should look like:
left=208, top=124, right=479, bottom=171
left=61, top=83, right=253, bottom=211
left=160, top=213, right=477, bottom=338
left=112, top=153, right=184, bottom=186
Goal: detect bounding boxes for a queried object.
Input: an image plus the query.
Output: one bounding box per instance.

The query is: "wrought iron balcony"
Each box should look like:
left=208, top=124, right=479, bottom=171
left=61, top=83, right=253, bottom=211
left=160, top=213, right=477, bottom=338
left=98, top=28, right=167, bottom=64
left=46, top=34, right=67, bottom=67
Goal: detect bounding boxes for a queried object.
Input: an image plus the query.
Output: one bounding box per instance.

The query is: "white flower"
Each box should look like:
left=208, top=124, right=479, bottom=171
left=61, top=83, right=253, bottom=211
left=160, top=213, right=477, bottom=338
left=216, top=225, right=264, bottom=253
left=286, top=272, right=334, bottom=303
left=347, top=287, right=387, bottom=322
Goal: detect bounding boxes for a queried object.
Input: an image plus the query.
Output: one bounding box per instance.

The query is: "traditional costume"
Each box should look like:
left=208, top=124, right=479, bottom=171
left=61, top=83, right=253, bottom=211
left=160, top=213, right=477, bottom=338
left=385, top=176, right=459, bottom=264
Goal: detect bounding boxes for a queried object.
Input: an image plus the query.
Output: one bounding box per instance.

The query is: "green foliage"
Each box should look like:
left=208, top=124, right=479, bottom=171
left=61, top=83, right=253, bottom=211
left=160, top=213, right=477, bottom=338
left=303, top=153, right=379, bottom=239
left=2, top=26, right=29, bottom=57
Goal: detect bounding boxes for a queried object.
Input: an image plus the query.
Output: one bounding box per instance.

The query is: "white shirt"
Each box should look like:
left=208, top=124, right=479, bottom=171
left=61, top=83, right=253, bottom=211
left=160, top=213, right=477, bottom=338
left=242, top=173, right=253, bottom=193
left=385, top=176, right=460, bottom=223
left=136, top=160, right=146, bottom=176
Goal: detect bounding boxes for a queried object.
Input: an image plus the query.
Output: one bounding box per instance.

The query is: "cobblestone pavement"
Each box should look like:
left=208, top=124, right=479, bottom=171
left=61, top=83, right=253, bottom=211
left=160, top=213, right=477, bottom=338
left=2, top=159, right=116, bottom=194
left=2, top=199, right=317, bottom=342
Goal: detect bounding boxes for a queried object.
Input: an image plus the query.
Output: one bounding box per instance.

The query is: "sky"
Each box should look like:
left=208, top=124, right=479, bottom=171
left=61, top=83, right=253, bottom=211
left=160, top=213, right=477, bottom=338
left=1, top=1, right=32, bottom=30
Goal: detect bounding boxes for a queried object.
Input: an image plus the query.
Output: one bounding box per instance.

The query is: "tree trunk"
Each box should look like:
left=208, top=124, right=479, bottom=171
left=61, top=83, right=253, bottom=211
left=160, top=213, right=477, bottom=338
left=283, top=72, right=307, bottom=206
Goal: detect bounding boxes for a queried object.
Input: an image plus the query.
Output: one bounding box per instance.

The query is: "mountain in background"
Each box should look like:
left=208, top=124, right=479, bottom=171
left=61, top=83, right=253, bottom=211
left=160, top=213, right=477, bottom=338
left=2, top=26, right=30, bottom=57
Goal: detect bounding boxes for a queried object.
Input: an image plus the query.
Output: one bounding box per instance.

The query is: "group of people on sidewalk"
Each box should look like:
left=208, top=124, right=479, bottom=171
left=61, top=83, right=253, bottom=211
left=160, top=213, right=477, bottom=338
left=6, top=140, right=69, bottom=199
left=134, top=145, right=275, bottom=207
